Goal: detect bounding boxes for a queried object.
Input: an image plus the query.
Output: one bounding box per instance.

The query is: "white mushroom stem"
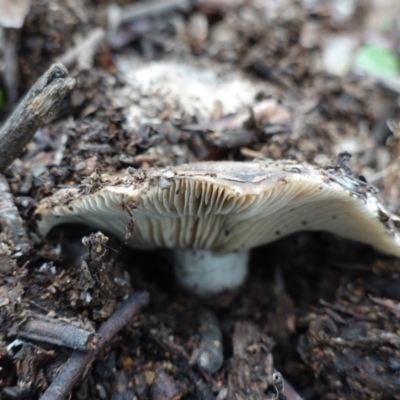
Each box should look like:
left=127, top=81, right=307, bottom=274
left=172, top=249, right=249, bottom=297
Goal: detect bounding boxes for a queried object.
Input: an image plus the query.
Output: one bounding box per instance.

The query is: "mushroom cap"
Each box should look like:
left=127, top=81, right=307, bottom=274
left=36, top=160, right=400, bottom=256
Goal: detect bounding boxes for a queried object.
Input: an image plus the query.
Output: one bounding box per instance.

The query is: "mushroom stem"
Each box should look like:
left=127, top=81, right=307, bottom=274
left=172, top=249, right=249, bottom=297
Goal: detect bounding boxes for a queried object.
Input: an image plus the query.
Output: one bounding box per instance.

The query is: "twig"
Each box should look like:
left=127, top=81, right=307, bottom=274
left=17, top=318, right=96, bottom=351
left=53, top=133, right=69, bottom=165
left=157, top=335, right=191, bottom=360
left=57, top=28, right=106, bottom=70
left=0, top=174, right=30, bottom=254
left=2, top=28, right=19, bottom=104
left=108, top=0, right=192, bottom=29
left=39, top=291, right=149, bottom=400
left=0, top=63, right=75, bottom=171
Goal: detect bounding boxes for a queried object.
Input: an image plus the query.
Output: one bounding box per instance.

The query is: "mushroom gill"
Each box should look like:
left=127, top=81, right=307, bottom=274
left=35, top=159, right=400, bottom=296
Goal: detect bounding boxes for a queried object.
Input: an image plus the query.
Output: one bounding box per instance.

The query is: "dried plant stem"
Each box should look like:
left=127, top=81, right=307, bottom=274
left=17, top=317, right=96, bottom=351
left=108, top=0, right=192, bottom=29
left=39, top=291, right=149, bottom=400
left=58, top=28, right=106, bottom=70
left=0, top=63, right=75, bottom=171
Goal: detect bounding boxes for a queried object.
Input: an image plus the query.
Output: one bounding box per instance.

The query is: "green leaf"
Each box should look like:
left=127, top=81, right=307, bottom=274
left=355, top=44, right=400, bottom=77
left=0, top=90, right=4, bottom=108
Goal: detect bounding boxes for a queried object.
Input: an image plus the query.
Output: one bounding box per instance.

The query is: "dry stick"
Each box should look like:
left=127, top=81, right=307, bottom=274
left=39, top=291, right=149, bottom=400
left=109, top=0, right=192, bottom=28
left=0, top=63, right=75, bottom=171
left=57, top=28, right=106, bottom=70
left=2, top=28, right=19, bottom=104
left=17, top=318, right=96, bottom=351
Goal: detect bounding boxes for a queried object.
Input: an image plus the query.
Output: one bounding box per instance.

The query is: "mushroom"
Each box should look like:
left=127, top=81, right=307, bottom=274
left=35, top=159, right=400, bottom=296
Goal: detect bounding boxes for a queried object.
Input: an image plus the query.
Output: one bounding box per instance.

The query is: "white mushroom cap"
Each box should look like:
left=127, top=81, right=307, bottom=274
left=35, top=160, right=400, bottom=295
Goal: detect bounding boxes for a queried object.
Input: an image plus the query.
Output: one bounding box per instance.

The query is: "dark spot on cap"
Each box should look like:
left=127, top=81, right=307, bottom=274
left=301, top=221, right=307, bottom=226
left=275, top=230, right=281, bottom=235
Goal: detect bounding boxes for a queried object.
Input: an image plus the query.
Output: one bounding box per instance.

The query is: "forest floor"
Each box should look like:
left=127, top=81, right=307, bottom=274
left=2, top=0, right=400, bottom=399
